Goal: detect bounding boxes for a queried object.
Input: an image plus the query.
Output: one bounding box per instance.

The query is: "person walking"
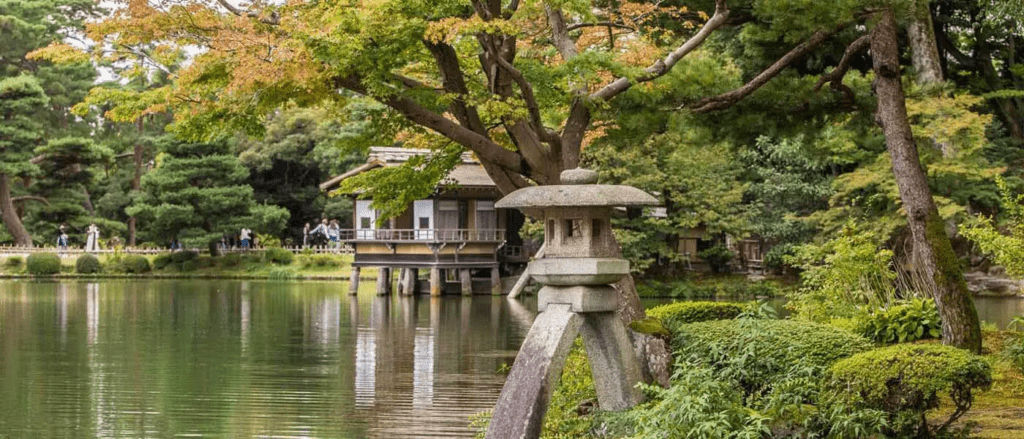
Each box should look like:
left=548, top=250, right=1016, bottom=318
left=85, top=223, right=100, bottom=252
left=310, top=219, right=329, bottom=246
left=240, top=227, right=251, bottom=249
left=327, top=219, right=341, bottom=250
left=57, top=224, right=69, bottom=252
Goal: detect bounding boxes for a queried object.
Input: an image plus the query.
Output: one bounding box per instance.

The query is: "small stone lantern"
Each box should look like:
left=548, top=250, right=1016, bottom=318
left=485, top=168, right=657, bottom=439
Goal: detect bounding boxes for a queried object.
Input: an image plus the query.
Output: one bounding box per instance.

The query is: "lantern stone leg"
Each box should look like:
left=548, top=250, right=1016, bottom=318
left=484, top=304, right=582, bottom=439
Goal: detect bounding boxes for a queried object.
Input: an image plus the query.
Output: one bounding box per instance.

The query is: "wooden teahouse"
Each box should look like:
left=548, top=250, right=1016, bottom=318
left=320, top=147, right=530, bottom=295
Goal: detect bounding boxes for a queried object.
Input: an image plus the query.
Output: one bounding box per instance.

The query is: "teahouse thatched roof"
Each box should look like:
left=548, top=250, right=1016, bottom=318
left=318, top=146, right=497, bottom=192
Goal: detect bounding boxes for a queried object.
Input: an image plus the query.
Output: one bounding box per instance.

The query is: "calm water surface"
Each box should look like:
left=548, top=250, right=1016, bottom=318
left=3, top=280, right=1022, bottom=439
left=0, top=279, right=538, bottom=438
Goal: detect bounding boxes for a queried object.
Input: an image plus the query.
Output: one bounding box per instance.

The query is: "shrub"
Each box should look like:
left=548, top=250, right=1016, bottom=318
left=855, top=298, right=942, bottom=344
left=180, top=260, right=197, bottom=272
left=825, top=344, right=992, bottom=438
left=1005, top=316, right=1024, bottom=373
left=673, top=319, right=873, bottom=396
left=312, top=254, right=339, bottom=267
left=265, top=247, right=294, bottom=265
left=220, top=253, right=242, bottom=267
left=121, top=255, right=151, bottom=274
left=168, top=250, right=198, bottom=263
left=646, top=301, right=746, bottom=327
left=26, top=252, right=61, bottom=275
left=268, top=267, right=297, bottom=280
left=152, top=253, right=172, bottom=269
left=698, top=245, right=734, bottom=273
left=75, top=253, right=102, bottom=274
left=4, top=255, right=23, bottom=267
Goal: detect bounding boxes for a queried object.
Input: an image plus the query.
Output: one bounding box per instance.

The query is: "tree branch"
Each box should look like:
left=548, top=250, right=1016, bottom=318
left=334, top=75, right=526, bottom=176
left=813, top=34, right=869, bottom=105
left=545, top=5, right=578, bottom=60
left=566, top=21, right=635, bottom=32
left=216, top=0, right=279, bottom=25
left=491, top=55, right=559, bottom=143
left=423, top=40, right=488, bottom=135
left=12, top=196, right=49, bottom=206
left=690, top=19, right=857, bottom=113
left=592, top=0, right=731, bottom=101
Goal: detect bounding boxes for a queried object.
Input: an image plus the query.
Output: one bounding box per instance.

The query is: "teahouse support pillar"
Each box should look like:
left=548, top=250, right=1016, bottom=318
left=376, top=267, right=392, bottom=296
left=430, top=267, right=442, bottom=296
left=349, top=267, right=360, bottom=296
left=460, top=269, right=472, bottom=296
left=491, top=267, right=501, bottom=295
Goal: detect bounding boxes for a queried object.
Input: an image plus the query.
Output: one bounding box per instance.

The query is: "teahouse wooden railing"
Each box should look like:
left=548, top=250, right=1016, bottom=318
left=338, top=228, right=506, bottom=242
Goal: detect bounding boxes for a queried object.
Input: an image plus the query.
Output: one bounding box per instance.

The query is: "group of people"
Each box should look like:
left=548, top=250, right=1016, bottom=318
left=56, top=223, right=101, bottom=252
left=303, top=219, right=341, bottom=248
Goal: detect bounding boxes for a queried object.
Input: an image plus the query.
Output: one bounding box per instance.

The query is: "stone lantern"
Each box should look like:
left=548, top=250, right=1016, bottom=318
left=485, top=168, right=658, bottom=439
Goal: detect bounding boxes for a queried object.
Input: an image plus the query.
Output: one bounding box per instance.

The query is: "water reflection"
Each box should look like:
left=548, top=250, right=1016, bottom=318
left=0, top=280, right=534, bottom=438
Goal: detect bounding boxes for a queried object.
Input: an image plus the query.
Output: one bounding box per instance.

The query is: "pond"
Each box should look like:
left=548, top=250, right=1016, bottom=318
left=3, top=280, right=1022, bottom=438
left=0, top=280, right=537, bottom=438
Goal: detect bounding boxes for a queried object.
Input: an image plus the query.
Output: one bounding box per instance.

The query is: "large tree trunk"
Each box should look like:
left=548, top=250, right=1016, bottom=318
left=128, top=139, right=143, bottom=246
left=908, top=1, right=943, bottom=84
left=0, top=173, right=33, bottom=247
left=871, top=9, right=982, bottom=353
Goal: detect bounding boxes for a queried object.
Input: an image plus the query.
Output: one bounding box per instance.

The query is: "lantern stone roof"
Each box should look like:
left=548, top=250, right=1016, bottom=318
left=495, top=168, right=658, bottom=209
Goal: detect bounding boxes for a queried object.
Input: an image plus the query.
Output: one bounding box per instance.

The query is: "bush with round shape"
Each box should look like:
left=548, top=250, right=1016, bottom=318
left=121, top=255, right=151, bottom=274
left=673, top=319, right=873, bottom=395
left=4, top=255, right=23, bottom=267
left=825, top=343, right=992, bottom=438
left=646, top=301, right=746, bottom=327
left=26, top=252, right=61, bottom=275
left=168, top=250, right=198, bottom=263
left=75, top=253, right=102, bottom=274
left=180, top=260, right=197, bottom=272
left=152, top=253, right=173, bottom=269
left=265, top=247, right=294, bottom=265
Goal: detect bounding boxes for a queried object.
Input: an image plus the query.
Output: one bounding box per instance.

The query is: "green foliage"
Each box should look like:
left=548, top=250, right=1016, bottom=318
left=4, top=256, right=23, bottom=267
left=152, top=253, right=172, bottom=269
left=697, top=245, right=734, bottom=274
left=589, top=120, right=749, bottom=275
left=645, top=301, right=746, bottom=327
left=264, top=247, right=294, bottom=265
left=962, top=177, right=1024, bottom=278
left=826, top=344, right=992, bottom=438
left=855, top=298, right=943, bottom=344
left=180, top=260, right=197, bottom=273
left=120, top=254, right=150, bottom=274
left=761, top=243, right=795, bottom=274
left=787, top=222, right=897, bottom=322
left=26, top=252, right=61, bottom=275
left=74, top=253, right=101, bottom=274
